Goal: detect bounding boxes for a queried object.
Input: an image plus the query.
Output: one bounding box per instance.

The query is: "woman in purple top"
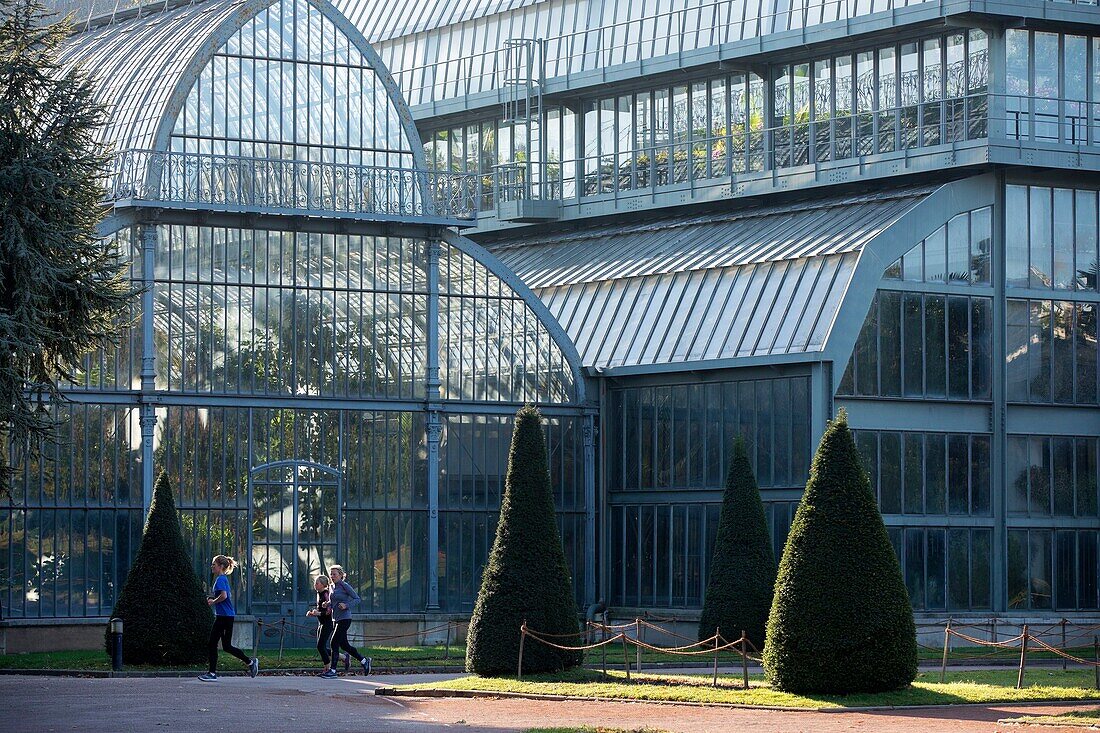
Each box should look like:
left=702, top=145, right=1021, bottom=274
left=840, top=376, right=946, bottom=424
left=198, top=555, right=258, bottom=682
left=324, top=565, right=371, bottom=675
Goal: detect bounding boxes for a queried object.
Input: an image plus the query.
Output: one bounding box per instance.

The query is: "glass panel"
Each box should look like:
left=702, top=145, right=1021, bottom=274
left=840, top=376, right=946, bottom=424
left=1007, top=529, right=1028, bottom=609
left=1029, top=530, right=1053, bottom=610
left=1055, top=531, right=1076, bottom=609
left=947, top=528, right=969, bottom=610
left=1005, top=185, right=1029, bottom=288
left=881, top=432, right=902, bottom=515
left=971, top=529, right=991, bottom=610
left=925, top=434, right=946, bottom=515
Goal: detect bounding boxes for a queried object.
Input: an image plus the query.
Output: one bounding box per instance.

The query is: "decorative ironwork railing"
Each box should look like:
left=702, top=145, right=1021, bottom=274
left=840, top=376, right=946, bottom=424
left=105, top=149, right=479, bottom=221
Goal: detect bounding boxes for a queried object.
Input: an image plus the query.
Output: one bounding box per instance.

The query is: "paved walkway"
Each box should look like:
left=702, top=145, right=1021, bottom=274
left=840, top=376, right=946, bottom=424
left=0, top=673, right=1096, bottom=733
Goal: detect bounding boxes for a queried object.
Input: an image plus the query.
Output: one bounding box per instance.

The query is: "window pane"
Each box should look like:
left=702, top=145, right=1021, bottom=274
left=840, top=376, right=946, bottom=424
left=948, top=296, right=970, bottom=399
left=1053, top=301, right=1075, bottom=403
left=881, top=432, right=902, bottom=515
left=903, top=433, right=924, bottom=514
left=925, top=295, right=946, bottom=397
left=1077, top=438, right=1098, bottom=517
left=971, top=435, right=991, bottom=515
left=1007, top=530, right=1028, bottom=609
left=1053, top=437, right=1075, bottom=516
left=1006, top=299, right=1029, bottom=401
left=1077, top=303, right=1098, bottom=404
left=1030, top=436, right=1052, bottom=515
left=1008, top=436, right=1029, bottom=514
left=1054, top=189, right=1075, bottom=289
left=971, top=206, right=992, bottom=284
left=905, top=528, right=925, bottom=608
left=947, top=213, right=969, bottom=282
left=971, top=529, right=991, bottom=609
left=1030, top=187, right=1053, bottom=289
left=1080, top=532, right=1098, bottom=610
left=1029, top=530, right=1052, bottom=610
left=903, top=293, right=924, bottom=396
left=926, top=528, right=946, bottom=610
left=1076, top=190, right=1098, bottom=292
left=1055, top=531, right=1076, bottom=610
left=1006, top=185, right=1029, bottom=287
left=1029, top=300, right=1051, bottom=402
left=971, top=298, right=992, bottom=399
left=880, top=291, right=901, bottom=396
left=925, top=434, right=946, bottom=514
left=948, top=528, right=969, bottom=610
left=925, top=227, right=946, bottom=283
left=947, top=434, right=968, bottom=514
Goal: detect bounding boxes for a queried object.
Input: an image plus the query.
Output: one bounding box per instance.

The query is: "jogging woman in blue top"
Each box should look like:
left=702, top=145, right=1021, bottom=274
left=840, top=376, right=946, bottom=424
left=199, top=555, right=259, bottom=681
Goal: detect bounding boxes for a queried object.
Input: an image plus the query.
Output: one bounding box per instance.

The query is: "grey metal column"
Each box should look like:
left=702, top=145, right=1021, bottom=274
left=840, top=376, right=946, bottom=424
left=139, top=223, right=157, bottom=515
left=426, top=237, right=442, bottom=611
left=990, top=173, right=1007, bottom=613
left=809, top=360, right=831, bottom=452
left=583, top=410, right=596, bottom=607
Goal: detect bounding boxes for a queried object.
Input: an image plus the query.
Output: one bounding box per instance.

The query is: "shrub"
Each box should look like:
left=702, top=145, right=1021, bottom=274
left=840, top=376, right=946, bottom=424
left=763, top=410, right=917, bottom=694
left=698, top=436, right=776, bottom=650
left=106, top=471, right=213, bottom=664
left=466, top=405, right=581, bottom=676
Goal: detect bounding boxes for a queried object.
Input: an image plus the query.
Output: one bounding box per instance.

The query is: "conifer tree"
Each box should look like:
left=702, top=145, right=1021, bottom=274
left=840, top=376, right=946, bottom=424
left=0, top=0, right=134, bottom=490
left=106, top=472, right=213, bottom=664
left=698, top=436, right=776, bottom=650
left=763, top=410, right=917, bottom=693
left=466, top=405, right=581, bottom=675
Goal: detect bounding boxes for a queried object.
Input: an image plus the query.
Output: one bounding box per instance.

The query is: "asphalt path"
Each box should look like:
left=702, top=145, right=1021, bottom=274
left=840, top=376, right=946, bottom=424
left=0, top=672, right=1097, bottom=733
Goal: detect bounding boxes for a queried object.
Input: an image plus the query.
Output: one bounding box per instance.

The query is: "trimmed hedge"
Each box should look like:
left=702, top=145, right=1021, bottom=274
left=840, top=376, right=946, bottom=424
left=465, top=405, right=581, bottom=676
left=763, top=410, right=917, bottom=694
left=698, top=436, right=776, bottom=649
left=106, top=471, right=213, bottom=664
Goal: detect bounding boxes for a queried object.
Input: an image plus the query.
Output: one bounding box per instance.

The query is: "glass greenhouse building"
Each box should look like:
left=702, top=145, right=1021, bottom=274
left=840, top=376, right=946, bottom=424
left=3, top=0, right=1099, bottom=645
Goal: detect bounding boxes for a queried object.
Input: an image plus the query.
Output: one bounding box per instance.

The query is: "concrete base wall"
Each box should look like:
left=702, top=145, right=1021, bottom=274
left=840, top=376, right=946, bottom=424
left=1, top=616, right=467, bottom=656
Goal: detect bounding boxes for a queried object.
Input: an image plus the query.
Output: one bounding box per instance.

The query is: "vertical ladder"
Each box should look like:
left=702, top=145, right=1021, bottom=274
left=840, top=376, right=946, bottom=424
left=501, top=39, right=544, bottom=202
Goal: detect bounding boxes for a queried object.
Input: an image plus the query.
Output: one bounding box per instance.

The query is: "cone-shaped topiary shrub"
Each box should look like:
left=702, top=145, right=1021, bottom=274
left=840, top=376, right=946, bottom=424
left=105, top=471, right=213, bottom=664
left=763, top=409, right=917, bottom=694
left=698, top=436, right=776, bottom=650
left=465, top=405, right=581, bottom=676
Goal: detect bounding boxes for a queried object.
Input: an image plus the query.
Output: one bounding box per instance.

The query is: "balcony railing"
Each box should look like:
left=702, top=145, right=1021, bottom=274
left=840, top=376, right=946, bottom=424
left=393, top=0, right=936, bottom=106
left=105, top=149, right=479, bottom=221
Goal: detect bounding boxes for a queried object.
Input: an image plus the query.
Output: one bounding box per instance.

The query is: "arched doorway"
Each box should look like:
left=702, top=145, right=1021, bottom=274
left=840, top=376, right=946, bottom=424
left=248, top=461, right=341, bottom=617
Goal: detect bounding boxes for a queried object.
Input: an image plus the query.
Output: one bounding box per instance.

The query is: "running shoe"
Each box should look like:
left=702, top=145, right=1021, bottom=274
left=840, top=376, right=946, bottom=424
left=321, top=669, right=338, bottom=679
left=248, top=657, right=259, bottom=678
left=198, top=673, right=218, bottom=682
left=361, top=657, right=372, bottom=675
left=342, top=653, right=350, bottom=673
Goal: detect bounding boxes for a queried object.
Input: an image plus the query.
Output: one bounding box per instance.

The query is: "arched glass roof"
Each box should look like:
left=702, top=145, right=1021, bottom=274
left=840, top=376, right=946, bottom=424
left=59, top=0, right=419, bottom=161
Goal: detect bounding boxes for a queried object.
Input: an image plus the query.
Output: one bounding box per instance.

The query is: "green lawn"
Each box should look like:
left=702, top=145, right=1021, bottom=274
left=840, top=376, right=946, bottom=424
left=999, top=707, right=1100, bottom=727
left=395, top=668, right=1100, bottom=709
left=0, top=645, right=466, bottom=671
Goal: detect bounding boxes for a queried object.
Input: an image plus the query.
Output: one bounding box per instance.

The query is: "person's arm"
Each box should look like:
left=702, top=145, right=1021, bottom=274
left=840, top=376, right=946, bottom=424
left=336, top=580, right=360, bottom=610
left=207, top=577, right=228, bottom=606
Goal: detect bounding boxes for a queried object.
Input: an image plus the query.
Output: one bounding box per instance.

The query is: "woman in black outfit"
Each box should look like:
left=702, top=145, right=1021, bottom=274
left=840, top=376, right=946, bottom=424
left=307, top=575, right=347, bottom=678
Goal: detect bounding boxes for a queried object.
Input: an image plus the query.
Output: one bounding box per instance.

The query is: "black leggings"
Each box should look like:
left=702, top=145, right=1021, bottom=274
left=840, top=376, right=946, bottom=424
left=208, top=616, right=250, bottom=673
left=316, top=619, right=333, bottom=665
left=329, top=619, right=363, bottom=662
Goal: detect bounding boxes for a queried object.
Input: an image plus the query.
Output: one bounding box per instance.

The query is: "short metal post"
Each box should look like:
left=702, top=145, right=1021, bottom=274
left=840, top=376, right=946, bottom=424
left=278, top=618, right=286, bottom=662
left=601, top=622, right=607, bottom=677
left=1061, top=619, right=1067, bottom=671
left=1094, top=636, right=1098, bottom=690
left=940, top=619, right=952, bottom=683
left=1017, top=624, right=1029, bottom=690
left=621, top=633, right=630, bottom=681
left=741, top=631, right=749, bottom=689
left=712, top=629, right=719, bottom=688
left=253, top=618, right=261, bottom=658
left=444, top=621, right=451, bottom=662
left=991, top=617, right=997, bottom=644
left=517, top=622, right=526, bottom=679
left=109, top=618, right=124, bottom=672
left=635, top=618, right=642, bottom=674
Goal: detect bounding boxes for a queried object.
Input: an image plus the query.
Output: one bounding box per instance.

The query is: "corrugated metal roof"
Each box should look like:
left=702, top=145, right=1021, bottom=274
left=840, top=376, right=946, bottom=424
left=489, top=187, right=933, bottom=370
left=490, top=186, right=931, bottom=289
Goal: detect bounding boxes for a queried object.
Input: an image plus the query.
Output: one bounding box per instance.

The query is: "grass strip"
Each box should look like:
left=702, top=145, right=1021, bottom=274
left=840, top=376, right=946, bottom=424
left=999, top=707, right=1100, bottom=727
left=394, top=669, right=1100, bottom=709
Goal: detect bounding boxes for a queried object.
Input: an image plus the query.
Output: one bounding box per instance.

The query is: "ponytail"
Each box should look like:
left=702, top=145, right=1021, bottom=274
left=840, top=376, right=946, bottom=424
left=212, top=555, right=237, bottom=574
